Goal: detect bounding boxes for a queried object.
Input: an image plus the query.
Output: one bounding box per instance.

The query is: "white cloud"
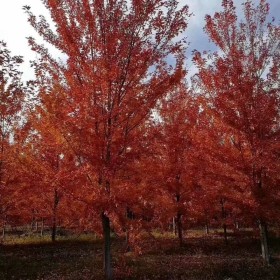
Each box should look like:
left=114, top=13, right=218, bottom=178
left=0, top=0, right=59, bottom=81
left=0, top=0, right=278, bottom=81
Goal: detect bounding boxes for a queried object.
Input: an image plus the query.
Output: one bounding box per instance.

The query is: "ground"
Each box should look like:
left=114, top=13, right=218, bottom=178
left=0, top=230, right=279, bottom=279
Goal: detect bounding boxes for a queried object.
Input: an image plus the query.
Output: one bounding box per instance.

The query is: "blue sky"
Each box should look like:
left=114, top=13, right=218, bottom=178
left=0, top=0, right=279, bottom=81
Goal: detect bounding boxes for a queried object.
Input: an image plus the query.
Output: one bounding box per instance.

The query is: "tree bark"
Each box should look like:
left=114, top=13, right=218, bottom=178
left=220, top=198, right=228, bottom=245
left=235, top=221, right=239, bottom=231
left=173, top=217, right=177, bottom=235
left=175, top=193, right=183, bottom=246
left=205, top=223, right=209, bottom=235
left=40, top=218, right=44, bottom=237
left=31, top=209, right=35, bottom=231
left=176, top=212, right=183, bottom=246
left=125, top=229, right=131, bottom=252
left=205, top=213, right=210, bottom=235
left=102, top=212, right=113, bottom=280
left=254, top=168, right=270, bottom=264
left=2, top=223, right=5, bottom=240
left=51, top=218, right=57, bottom=242
left=125, top=208, right=132, bottom=251
left=223, top=223, right=228, bottom=245
left=259, top=221, right=270, bottom=264
left=51, top=189, right=59, bottom=242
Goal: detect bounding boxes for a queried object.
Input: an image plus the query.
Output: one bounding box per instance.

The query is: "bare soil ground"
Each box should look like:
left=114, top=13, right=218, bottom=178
left=0, top=231, right=279, bottom=279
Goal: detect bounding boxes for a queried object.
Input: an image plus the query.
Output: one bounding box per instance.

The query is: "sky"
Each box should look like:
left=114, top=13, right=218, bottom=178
left=0, top=0, right=279, bottom=81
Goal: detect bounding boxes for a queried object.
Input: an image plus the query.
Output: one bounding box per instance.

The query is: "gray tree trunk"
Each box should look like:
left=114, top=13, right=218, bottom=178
left=40, top=218, right=44, bottom=237
left=220, top=199, right=228, bottom=245
left=205, top=223, right=209, bottom=235
left=176, top=213, right=183, bottom=246
left=2, top=224, right=5, bottom=240
left=102, top=212, right=112, bottom=280
left=259, top=221, right=270, bottom=264
left=51, top=189, right=59, bottom=242
left=173, top=217, right=177, bottom=235
left=235, top=221, right=239, bottom=230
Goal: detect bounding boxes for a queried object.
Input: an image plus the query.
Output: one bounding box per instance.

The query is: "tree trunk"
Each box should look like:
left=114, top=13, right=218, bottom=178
left=259, top=221, right=270, bottom=264
left=40, top=218, right=44, bottom=237
left=102, top=130, right=113, bottom=279
left=175, top=191, right=183, bottom=246
left=102, top=212, right=112, bottom=280
left=220, top=198, right=228, bottom=245
left=125, top=207, right=132, bottom=251
left=205, top=223, right=209, bottom=235
left=31, top=209, right=35, bottom=231
left=51, top=218, right=57, bottom=242
left=223, top=223, right=228, bottom=245
left=125, top=229, right=130, bottom=252
left=235, top=221, right=239, bottom=231
left=52, top=189, right=59, bottom=242
left=254, top=168, right=270, bottom=264
left=2, top=224, right=5, bottom=240
left=173, top=217, right=177, bottom=235
left=176, top=212, right=183, bottom=246
left=205, top=213, right=210, bottom=235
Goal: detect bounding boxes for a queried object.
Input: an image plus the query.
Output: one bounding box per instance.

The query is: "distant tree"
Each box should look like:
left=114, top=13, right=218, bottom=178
left=0, top=41, right=24, bottom=235
left=194, top=0, right=280, bottom=264
left=150, top=83, right=199, bottom=246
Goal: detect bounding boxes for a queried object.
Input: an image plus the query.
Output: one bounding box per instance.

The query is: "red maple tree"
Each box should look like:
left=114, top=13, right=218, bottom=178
left=24, top=1, right=190, bottom=277
left=194, top=0, right=280, bottom=263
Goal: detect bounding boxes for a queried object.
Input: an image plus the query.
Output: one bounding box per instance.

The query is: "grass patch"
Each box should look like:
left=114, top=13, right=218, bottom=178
left=2, top=232, right=99, bottom=246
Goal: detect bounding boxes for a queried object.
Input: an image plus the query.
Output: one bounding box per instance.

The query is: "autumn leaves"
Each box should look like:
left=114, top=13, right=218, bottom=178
left=0, top=1, right=279, bottom=279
